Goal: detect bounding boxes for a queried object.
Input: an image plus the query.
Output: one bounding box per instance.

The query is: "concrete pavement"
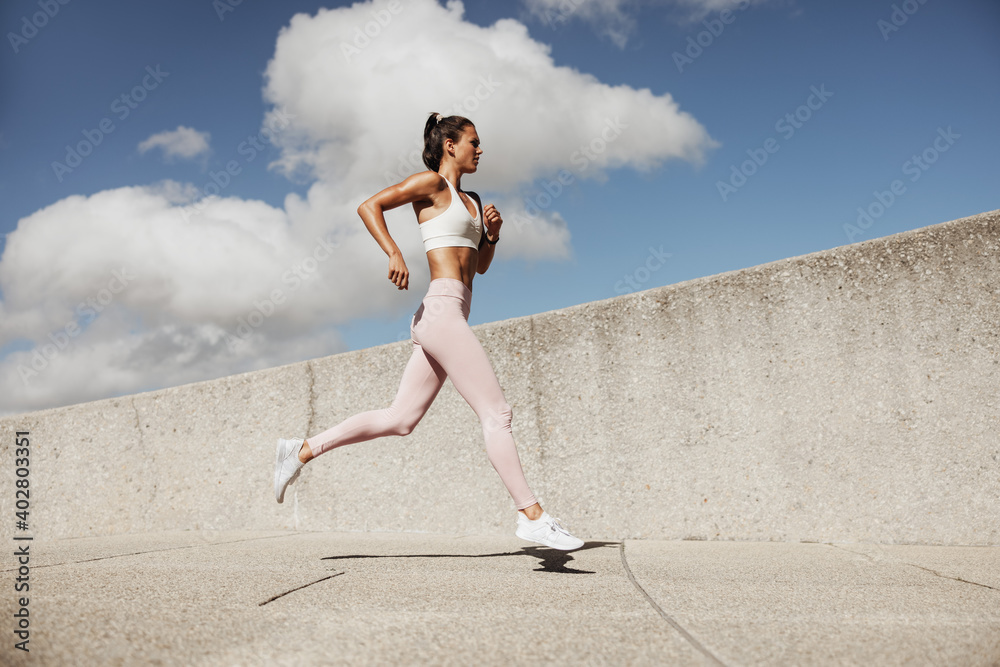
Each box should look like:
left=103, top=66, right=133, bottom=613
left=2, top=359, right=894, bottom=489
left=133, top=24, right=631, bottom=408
left=3, top=530, right=999, bottom=666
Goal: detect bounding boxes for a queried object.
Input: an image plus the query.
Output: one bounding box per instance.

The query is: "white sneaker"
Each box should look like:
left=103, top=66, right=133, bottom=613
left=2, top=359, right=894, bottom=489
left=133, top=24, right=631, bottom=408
left=515, top=511, right=584, bottom=550
left=274, top=438, right=305, bottom=503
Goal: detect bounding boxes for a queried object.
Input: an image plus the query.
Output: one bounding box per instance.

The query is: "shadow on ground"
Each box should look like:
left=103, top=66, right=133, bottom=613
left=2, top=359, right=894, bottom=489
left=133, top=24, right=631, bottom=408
left=319, top=541, right=621, bottom=574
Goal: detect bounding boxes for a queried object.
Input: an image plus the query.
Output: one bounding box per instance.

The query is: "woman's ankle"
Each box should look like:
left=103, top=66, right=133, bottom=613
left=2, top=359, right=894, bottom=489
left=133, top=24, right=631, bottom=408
left=519, top=503, right=543, bottom=521
left=298, top=441, right=313, bottom=463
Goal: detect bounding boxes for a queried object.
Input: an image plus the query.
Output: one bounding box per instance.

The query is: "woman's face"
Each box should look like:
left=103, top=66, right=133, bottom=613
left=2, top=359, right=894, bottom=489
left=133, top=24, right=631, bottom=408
left=448, top=125, right=483, bottom=173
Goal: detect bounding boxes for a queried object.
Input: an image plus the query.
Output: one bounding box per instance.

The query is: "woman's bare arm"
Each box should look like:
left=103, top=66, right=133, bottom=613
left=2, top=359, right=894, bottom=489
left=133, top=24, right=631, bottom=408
left=357, top=171, right=441, bottom=257
left=357, top=171, right=442, bottom=289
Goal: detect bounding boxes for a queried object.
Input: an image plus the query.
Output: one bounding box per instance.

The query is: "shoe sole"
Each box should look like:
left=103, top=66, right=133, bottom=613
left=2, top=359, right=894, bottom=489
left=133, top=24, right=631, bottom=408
left=515, top=528, right=584, bottom=551
left=274, top=438, right=302, bottom=504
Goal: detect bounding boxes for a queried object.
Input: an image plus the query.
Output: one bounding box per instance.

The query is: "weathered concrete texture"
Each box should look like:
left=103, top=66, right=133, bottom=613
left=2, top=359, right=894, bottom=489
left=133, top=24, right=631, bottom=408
left=1, top=209, right=997, bottom=543
left=0, top=532, right=997, bottom=666
left=624, top=540, right=1000, bottom=666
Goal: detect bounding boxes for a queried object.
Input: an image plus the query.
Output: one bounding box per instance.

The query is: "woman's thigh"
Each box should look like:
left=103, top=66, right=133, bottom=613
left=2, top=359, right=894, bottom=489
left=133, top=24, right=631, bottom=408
left=414, top=297, right=506, bottom=417
left=389, top=339, right=448, bottom=422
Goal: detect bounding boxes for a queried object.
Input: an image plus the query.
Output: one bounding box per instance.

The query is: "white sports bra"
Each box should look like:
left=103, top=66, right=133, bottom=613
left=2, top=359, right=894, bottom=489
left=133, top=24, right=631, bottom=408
left=418, top=177, right=482, bottom=252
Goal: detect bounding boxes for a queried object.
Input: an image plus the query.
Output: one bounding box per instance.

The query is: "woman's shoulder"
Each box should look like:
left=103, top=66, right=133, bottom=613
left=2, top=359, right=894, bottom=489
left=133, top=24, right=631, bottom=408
left=396, top=170, right=448, bottom=201
left=402, top=170, right=446, bottom=189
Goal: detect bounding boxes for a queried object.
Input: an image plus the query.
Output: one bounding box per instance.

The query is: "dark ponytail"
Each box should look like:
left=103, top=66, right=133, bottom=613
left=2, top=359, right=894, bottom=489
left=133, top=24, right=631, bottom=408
left=422, top=112, right=474, bottom=173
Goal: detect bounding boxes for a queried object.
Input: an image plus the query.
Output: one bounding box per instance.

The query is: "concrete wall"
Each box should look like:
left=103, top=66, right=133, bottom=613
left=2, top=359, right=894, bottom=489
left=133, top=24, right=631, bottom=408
left=2, top=209, right=997, bottom=545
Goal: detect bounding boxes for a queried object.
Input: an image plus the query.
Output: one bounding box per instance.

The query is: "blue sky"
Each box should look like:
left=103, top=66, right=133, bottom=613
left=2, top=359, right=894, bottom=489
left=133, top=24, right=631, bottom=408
left=1, top=0, right=998, bottom=415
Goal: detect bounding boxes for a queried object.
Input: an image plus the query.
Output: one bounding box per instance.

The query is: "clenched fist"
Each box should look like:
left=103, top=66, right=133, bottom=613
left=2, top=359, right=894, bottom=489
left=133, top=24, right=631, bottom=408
left=388, top=252, right=409, bottom=290
left=483, top=204, right=502, bottom=242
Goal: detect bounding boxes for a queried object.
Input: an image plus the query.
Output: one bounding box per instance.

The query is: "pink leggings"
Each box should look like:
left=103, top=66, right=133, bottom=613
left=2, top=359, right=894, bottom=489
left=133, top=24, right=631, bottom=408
left=305, top=278, right=538, bottom=510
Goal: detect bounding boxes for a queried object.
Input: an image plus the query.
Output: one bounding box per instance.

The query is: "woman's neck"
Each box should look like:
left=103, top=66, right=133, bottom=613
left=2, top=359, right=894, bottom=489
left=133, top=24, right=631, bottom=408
left=438, top=164, right=463, bottom=190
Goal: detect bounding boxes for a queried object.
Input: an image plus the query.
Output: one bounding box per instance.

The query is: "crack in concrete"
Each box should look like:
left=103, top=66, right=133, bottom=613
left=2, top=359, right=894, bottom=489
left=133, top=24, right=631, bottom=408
left=619, top=542, right=727, bottom=666
left=130, top=396, right=159, bottom=524
left=305, top=361, right=317, bottom=440
left=0, top=533, right=298, bottom=572
left=259, top=571, right=344, bottom=606
left=294, top=361, right=318, bottom=524
left=528, top=315, right=546, bottom=465
left=907, top=564, right=1000, bottom=592
left=825, top=543, right=1000, bottom=592
left=130, top=396, right=143, bottom=451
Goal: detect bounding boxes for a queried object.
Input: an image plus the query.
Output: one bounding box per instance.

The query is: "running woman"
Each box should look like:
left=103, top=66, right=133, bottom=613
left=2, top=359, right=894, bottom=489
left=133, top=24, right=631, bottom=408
left=273, top=113, right=583, bottom=551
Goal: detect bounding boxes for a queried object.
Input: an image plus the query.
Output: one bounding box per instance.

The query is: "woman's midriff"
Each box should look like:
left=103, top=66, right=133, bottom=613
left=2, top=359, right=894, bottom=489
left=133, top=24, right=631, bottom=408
left=426, top=246, right=478, bottom=292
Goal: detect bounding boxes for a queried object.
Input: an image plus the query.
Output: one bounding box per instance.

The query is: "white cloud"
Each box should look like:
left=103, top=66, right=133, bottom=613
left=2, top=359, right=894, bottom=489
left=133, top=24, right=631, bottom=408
left=0, top=181, right=364, bottom=415
left=138, top=125, right=211, bottom=161
left=0, top=0, right=716, bottom=415
left=521, top=0, right=782, bottom=47
left=261, top=0, right=714, bottom=253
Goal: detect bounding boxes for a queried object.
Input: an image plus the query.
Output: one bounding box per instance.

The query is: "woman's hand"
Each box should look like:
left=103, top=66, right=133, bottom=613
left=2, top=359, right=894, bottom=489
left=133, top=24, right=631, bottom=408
left=484, top=204, right=502, bottom=242
left=388, top=251, right=409, bottom=290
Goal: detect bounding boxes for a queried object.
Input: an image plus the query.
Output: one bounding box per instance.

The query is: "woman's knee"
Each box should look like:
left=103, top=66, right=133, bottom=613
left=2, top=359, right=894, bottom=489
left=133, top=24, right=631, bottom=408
left=383, top=408, right=421, bottom=436
left=390, top=420, right=416, bottom=436
left=481, top=401, right=513, bottom=433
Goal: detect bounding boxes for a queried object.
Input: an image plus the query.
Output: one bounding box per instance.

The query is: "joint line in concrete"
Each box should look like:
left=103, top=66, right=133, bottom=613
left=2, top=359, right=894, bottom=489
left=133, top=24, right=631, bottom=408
left=906, top=565, right=1000, bottom=592
left=259, top=571, right=344, bottom=606
left=130, top=395, right=143, bottom=451
left=0, top=533, right=296, bottom=573
left=825, top=543, right=1000, bottom=592
left=619, top=542, right=726, bottom=666
left=306, top=361, right=317, bottom=439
